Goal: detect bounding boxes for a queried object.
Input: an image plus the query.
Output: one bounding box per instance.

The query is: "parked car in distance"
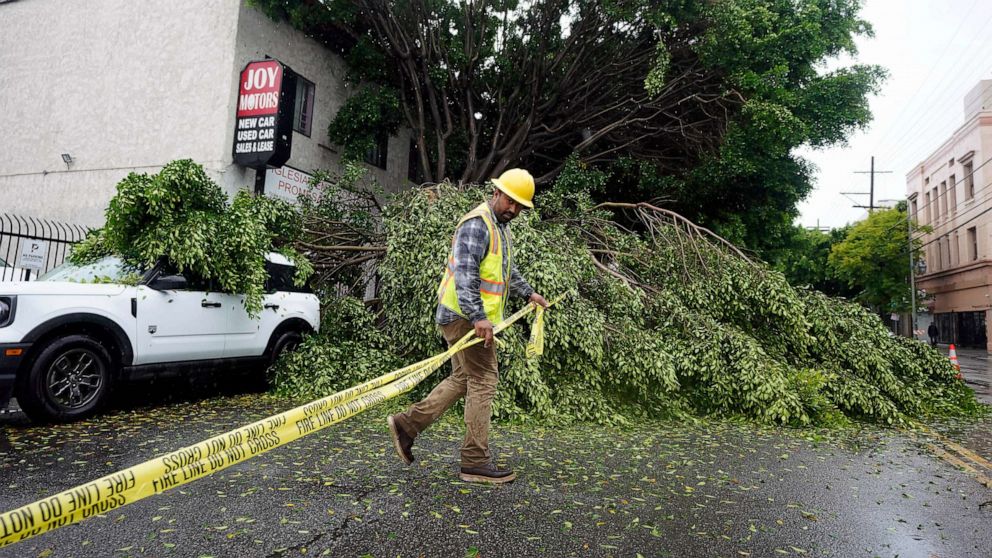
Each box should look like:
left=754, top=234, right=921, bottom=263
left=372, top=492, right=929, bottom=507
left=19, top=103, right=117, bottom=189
left=0, top=253, right=319, bottom=422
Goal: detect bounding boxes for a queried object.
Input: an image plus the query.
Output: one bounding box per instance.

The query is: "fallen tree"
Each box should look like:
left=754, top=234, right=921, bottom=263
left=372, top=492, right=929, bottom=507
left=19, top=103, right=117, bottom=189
left=274, top=161, right=983, bottom=427
left=64, top=160, right=982, bottom=426
left=70, top=159, right=312, bottom=315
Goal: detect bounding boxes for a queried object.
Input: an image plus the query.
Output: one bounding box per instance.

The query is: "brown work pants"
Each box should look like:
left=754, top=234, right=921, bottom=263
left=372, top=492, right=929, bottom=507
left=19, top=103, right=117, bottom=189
left=394, top=318, right=498, bottom=468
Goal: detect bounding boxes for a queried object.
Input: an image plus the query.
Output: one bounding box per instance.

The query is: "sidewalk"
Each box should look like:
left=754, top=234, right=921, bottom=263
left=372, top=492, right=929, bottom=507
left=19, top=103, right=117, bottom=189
left=946, top=345, right=992, bottom=405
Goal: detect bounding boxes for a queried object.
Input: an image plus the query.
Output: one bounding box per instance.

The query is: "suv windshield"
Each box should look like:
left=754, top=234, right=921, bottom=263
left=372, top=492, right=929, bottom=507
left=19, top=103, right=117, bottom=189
left=38, top=256, right=144, bottom=284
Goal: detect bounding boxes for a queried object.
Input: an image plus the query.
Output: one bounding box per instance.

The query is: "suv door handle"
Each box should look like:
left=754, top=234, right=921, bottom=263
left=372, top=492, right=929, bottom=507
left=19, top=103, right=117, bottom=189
left=201, top=300, right=222, bottom=308
left=264, top=303, right=280, bottom=310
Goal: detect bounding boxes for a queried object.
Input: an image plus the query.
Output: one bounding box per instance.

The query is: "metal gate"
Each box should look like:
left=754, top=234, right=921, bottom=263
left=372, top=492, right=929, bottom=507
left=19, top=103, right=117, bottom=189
left=0, top=214, right=89, bottom=281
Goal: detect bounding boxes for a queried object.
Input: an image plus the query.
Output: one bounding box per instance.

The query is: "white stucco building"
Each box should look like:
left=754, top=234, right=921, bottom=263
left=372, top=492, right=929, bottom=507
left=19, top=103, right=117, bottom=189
left=906, top=80, right=992, bottom=350
left=0, top=0, right=412, bottom=227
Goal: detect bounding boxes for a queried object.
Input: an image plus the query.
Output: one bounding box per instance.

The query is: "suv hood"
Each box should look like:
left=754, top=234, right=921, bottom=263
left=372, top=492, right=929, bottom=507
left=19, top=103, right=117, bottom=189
left=0, top=281, right=131, bottom=297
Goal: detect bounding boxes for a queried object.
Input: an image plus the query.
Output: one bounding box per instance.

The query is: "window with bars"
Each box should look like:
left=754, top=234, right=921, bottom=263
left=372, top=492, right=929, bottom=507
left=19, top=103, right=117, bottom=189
left=293, top=76, right=315, bottom=137
left=940, top=181, right=948, bottom=216
left=964, top=161, right=975, bottom=200
left=949, top=174, right=957, bottom=212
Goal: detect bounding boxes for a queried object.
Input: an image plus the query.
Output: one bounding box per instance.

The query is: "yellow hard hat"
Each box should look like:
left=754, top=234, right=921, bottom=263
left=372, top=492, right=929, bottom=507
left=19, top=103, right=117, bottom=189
left=491, top=168, right=535, bottom=208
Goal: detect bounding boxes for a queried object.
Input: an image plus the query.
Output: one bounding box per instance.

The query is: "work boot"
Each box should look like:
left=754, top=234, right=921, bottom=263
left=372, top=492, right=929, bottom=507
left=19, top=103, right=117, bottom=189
left=387, top=415, right=415, bottom=465
left=459, top=463, right=516, bottom=484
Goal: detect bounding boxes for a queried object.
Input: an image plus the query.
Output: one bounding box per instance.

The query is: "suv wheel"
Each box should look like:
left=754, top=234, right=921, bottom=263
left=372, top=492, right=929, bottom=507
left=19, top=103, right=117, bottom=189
left=269, top=330, right=303, bottom=369
left=16, top=334, right=114, bottom=423
left=257, top=329, right=304, bottom=389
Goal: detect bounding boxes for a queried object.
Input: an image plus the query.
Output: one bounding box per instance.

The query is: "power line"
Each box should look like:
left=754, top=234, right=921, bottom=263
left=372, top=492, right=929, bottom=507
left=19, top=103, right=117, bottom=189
left=918, top=192, right=992, bottom=242
left=918, top=201, right=992, bottom=250
left=802, top=4, right=992, bottom=230
left=914, top=189, right=992, bottom=245
left=877, top=68, right=992, bottom=168
left=908, top=163, right=992, bottom=250
left=881, top=182, right=992, bottom=269
left=873, top=5, right=992, bottom=164
left=861, top=154, right=992, bottom=242
left=869, top=0, right=984, bottom=153
left=812, top=76, right=992, bottom=229
left=878, top=71, right=992, bottom=173
left=912, top=154, right=992, bottom=222
left=826, top=81, right=991, bottom=228
left=910, top=158, right=992, bottom=241
left=876, top=69, right=992, bottom=167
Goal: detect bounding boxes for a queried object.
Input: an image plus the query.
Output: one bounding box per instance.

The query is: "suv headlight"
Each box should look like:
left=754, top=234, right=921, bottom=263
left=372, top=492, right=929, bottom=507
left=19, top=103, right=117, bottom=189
left=0, top=296, right=14, bottom=327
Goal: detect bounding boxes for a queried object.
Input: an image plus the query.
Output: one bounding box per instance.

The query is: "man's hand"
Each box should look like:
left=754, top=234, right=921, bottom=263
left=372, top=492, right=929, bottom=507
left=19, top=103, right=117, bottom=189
left=529, top=292, right=549, bottom=308
left=474, top=319, right=495, bottom=348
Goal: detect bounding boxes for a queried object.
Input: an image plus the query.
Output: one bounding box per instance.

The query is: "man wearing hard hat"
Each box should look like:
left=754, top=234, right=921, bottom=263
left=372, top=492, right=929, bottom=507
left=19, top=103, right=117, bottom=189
left=388, top=168, right=549, bottom=484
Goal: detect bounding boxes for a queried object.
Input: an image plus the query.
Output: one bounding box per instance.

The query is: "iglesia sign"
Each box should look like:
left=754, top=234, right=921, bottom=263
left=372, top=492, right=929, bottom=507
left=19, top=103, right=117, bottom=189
left=233, top=59, right=295, bottom=168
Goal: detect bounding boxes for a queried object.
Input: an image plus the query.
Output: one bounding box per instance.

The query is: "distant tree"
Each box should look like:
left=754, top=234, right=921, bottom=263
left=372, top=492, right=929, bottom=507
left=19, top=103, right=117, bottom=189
left=828, top=206, right=923, bottom=313
left=771, top=225, right=853, bottom=297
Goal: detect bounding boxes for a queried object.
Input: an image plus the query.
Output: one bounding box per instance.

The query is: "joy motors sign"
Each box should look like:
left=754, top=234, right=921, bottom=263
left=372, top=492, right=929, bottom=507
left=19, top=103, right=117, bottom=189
left=233, top=59, right=295, bottom=168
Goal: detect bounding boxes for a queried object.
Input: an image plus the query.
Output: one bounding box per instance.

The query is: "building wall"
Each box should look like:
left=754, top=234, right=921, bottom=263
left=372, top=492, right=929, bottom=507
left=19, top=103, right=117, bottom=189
left=907, top=80, right=992, bottom=350
left=232, top=3, right=412, bottom=195
left=0, top=0, right=243, bottom=226
left=0, top=0, right=411, bottom=227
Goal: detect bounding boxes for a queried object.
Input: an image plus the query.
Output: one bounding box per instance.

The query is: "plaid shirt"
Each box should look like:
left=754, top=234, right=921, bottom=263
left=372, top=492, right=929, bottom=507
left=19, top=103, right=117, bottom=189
left=436, top=205, right=534, bottom=325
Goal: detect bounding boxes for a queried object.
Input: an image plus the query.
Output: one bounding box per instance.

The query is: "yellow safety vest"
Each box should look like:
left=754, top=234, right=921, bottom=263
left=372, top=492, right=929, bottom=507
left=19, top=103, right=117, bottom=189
left=437, top=202, right=511, bottom=323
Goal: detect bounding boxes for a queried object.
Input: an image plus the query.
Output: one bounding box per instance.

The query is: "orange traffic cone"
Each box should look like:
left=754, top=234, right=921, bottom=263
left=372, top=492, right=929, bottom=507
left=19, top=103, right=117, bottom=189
left=949, top=344, right=962, bottom=379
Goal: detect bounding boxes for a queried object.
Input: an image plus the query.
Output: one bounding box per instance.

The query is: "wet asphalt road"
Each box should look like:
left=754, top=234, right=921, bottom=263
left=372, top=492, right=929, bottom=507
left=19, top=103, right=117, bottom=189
left=955, top=347, right=992, bottom=406
left=1, top=383, right=991, bottom=558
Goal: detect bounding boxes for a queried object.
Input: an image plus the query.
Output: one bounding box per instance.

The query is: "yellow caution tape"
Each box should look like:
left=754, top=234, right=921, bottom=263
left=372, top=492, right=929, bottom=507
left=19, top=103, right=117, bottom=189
left=526, top=305, right=545, bottom=359
left=0, top=300, right=554, bottom=548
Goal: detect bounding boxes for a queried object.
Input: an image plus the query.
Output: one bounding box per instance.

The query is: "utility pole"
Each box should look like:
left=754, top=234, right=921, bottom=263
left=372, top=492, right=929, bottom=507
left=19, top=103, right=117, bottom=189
left=844, top=156, right=893, bottom=212
left=908, top=208, right=917, bottom=339
left=880, top=196, right=918, bottom=339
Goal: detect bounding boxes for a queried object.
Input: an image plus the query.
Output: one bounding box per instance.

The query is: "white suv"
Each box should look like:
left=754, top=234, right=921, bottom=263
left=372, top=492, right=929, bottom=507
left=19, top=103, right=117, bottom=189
left=0, top=253, right=319, bottom=422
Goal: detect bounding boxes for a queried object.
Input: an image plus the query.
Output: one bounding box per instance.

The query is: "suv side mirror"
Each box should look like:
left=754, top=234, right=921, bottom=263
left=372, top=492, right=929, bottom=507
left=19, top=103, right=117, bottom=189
left=149, top=274, right=188, bottom=291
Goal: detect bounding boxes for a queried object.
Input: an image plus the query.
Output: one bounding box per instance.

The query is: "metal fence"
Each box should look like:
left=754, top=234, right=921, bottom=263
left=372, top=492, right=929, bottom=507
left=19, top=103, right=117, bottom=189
left=0, top=214, right=89, bottom=281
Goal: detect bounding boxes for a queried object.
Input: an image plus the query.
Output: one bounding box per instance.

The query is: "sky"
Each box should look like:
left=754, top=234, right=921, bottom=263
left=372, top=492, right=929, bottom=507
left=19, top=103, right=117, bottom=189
left=797, top=0, right=992, bottom=229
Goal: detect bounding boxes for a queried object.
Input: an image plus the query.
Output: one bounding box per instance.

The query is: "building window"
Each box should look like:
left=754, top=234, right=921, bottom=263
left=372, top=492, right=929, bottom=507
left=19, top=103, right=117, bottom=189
left=952, top=232, right=960, bottom=266
left=968, top=227, right=978, bottom=261
left=945, top=236, right=952, bottom=268
left=911, top=199, right=918, bottom=222
left=964, top=161, right=975, bottom=200
left=293, top=76, right=315, bottom=137
left=364, top=131, right=388, bottom=169
left=925, top=192, right=931, bottom=223
left=936, top=240, right=943, bottom=270
left=949, top=175, right=957, bottom=212
left=932, top=187, right=940, bottom=218
left=940, top=181, right=948, bottom=216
